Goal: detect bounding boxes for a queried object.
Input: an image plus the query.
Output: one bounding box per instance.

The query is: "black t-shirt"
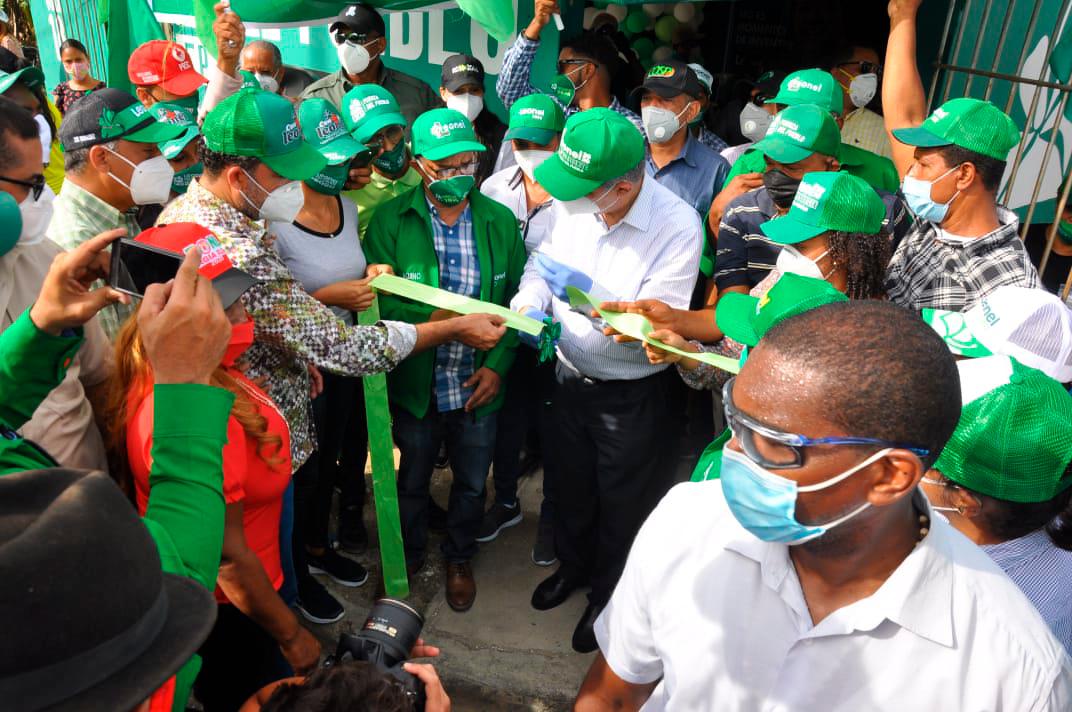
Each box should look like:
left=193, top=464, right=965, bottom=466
left=474, top=111, right=506, bottom=188
left=1024, top=223, right=1072, bottom=294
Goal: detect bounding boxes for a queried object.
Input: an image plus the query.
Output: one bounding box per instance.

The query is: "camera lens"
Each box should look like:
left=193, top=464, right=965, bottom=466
left=358, top=598, right=424, bottom=667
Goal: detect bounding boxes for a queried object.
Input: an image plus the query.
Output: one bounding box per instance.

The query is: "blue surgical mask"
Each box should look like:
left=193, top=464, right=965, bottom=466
left=720, top=446, right=891, bottom=544
left=901, top=164, right=962, bottom=223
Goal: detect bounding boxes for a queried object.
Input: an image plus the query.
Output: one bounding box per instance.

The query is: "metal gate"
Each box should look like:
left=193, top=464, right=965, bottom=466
left=927, top=0, right=1072, bottom=297
left=41, top=0, right=108, bottom=81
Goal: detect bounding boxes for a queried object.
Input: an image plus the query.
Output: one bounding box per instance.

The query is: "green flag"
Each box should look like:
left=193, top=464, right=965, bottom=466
left=102, top=0, right=165, bottom=93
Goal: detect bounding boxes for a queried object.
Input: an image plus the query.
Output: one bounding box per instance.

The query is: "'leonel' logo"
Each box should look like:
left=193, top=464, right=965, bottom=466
left=430, top=121, right=466, bottom=138
left=519, top=108, right=546, bottom=121
left=558, top=141, right=592, bottom=172
left=316, top=114, right=344, bottom=140
left=282, top=122, right=301, bottom=145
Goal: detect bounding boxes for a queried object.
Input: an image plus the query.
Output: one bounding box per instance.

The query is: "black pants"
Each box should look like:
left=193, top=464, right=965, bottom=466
left=194, top=603, right=292, bottom=712
left=310, top=371, right=369, bottom=548
left=548, top=363, right=677, bottom=606
left=491, top=347, right=547, bottom=506
left=291, top=450, right=319, bottom=588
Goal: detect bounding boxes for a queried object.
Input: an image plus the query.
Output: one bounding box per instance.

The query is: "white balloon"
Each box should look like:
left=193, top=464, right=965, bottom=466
left=673, top=2, right=696, bottom=23
left=643, top=3, right=665, bottom=17
left=607, top=4, right=628, bottom=22
left=583, top=7, right=600, bottom=29
left=652, top=46, right=674, bottom=63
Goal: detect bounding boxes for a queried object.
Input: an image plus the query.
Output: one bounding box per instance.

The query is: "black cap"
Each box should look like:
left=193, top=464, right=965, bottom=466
left=631, top=60, right=705, bottom=101
left=0, top=469, right=217, bottom=711
left=330, top=3, right=386, bottom=37
left=58, top=87, right=182, bottom=151
left=752, top=70, right=788, bottom=99
left=441, top=54, right=485, bottom=92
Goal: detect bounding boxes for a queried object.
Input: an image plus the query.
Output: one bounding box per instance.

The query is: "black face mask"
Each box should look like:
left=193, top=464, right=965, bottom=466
left=763, top=169, right=801, bottom=209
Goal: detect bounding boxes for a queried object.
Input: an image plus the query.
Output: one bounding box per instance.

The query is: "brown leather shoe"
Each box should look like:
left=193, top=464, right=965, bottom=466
left=445, top=561, right=476, bottom=612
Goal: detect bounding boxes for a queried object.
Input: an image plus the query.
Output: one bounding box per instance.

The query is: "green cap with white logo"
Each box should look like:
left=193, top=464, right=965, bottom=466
left=411, top=108, right=486, bottom=161
left=0, top=66, right=44, bottom=94
left=716, top=272, right=848, bottom=347
left=534, top=108, right=645, bottom=202
left=765, top=69, right=843, bottom=115
left=201, top=87, right=326, bottom=181
left=238, top=70, right=261, bottom=90
left=152, top=102, right=201, bottom=160
left=342, top=84, right=408, bottom=144
left=892, top=97, right=1021, bottom=161
left=760, top=171, right=885, bottom=244
left=297, top=98, right=367, bottom=164
left=752, top=104, right=842, bottom=165
left=505, top=94, right=565, bottom=146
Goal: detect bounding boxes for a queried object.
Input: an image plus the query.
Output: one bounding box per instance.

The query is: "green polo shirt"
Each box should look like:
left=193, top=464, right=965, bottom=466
left=300, top=65, right=443, bottom=132
left=722, top=142, right=900, bottom=193
left=344, top=165, right=422, bottom=239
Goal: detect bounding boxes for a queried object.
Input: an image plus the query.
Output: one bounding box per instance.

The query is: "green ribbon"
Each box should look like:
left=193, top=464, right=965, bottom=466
left=359, top=299, right=409, bottom=598
left=566, top=287, right=742, bottom=374
left=369, top=273, right=560, bottom=363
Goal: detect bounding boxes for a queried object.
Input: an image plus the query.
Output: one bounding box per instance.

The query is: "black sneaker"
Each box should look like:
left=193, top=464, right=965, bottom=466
left=428, top=498, right=448, bottom=532
left=307, top=547, right=369, bottom=588
left=476, top=502, right=523, bottom=543
left=296, top=578, right=345, bottom=624
left=339, top=506, right=368, bottom=554
left=531, top=520, right=557, bottom=567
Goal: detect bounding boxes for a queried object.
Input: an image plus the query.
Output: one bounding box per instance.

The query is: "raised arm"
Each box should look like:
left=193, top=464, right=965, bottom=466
left=496, top=0, right=561, bottom=108
left=883, top=0, right=928, bottom=177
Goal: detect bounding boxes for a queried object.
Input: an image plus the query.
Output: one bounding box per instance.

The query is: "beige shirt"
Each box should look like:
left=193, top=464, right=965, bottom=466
left=0, top=239, right=112, bottom=470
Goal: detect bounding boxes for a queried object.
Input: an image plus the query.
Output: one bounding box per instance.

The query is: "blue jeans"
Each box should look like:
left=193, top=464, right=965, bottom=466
left=393, top=407, right=498, bottom=564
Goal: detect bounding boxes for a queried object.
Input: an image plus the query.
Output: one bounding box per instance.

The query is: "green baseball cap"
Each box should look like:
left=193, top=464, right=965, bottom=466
left=297, top=98, right=367, bottom=165
left=152, top=102, right=201, bottom=160
left=534, top=108, right=645, bottom=202
left=0, top=66, right=44, bottom=94
left=934, top=355, right=1072, bottom=503
left=921, top=308, right=994, bottom=358
left=341, top=84, right=408, bottom=144
left=765, top=69, right=842, bottom=114
left=505, top=94, right=565, bottom=146
left=752, top=104, right=842, bottom=164
left=715, top=272, right=848, bottom=347
left=760, top=171, right=885, bottom=244
left=238, top=70, right=261, bottom=90
left=201, top=87, right=326, bottom=181
left=892, top=97, right=1021, bottom=161
left=411, top=108, right=486, bottom=161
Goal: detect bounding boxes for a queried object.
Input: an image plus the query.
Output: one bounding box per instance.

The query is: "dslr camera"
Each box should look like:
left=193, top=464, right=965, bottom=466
left=324, top=598, right=426, bottom=709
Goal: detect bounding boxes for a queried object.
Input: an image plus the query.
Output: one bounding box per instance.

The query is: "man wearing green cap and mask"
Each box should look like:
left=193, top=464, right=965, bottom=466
left=883, top=0, right=1039, bottom=311
left=510, top=107, right=701, bottom=653
left=160, top=89, right=510, bottom=623
left=152, top=102, right=203, bottom=200
left=48, top=88, right=185, bottom=339
left=363, top=107, right=526, bottom=613
left=341, top=83, right=423, bottom=238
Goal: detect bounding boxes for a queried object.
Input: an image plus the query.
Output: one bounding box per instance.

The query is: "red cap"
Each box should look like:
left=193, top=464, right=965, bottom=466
left=127, top=41, right=207, bottom=97
left=135, top=223, right=257, bottom=307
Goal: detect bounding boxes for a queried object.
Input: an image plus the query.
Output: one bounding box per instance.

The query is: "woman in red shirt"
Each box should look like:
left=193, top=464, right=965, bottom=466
left=109, top=298, right=321, bottom=712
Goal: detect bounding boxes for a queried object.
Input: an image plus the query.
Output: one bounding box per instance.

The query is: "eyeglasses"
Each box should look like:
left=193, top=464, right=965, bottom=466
left=722, top=377, right=929, bottom=469
left=556, top=59, right=591, bottom=74
left=750, top=94, right=771, bottom=107
left=419, top=159, right=477, bottom=179
left=369, top=124, right=404, bottom=150
left=0, top=174, right=45, bottom=201
left=838, top=60, right=883, bottom=75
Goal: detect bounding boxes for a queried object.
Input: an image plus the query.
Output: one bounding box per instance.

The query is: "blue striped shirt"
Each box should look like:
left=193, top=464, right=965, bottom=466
left=983, top=529, right=1072, bottom=654
left=645, top=132, right=730, bottom=216
left=429, top=200, right=480, bottom=412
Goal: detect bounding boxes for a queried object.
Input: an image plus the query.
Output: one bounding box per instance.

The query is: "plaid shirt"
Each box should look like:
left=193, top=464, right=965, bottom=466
left=842, top=107, right=894, bottom=160
left=696, top=125, right=729, bottom=154
left=885, top=207, right=1040, bottom=311
left=496, top=34, right=644, bottom=135
left=47, top=181, right=139, bottom=339
left=158, top=179, right=416, bottom=469
left=428, top=200, right=480, bottom=412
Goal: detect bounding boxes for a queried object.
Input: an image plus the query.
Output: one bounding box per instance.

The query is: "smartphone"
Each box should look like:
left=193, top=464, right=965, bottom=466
left=109, top=238, right=184, bottom=299
left=350, top=146, right=376, bottom=169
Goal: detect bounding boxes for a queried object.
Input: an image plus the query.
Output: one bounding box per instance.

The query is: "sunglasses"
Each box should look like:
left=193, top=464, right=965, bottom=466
left=0, top=174, right=45, bottom=201
left=838, top=60, right=883, bottom=75
left=722, top=376, right=929, bottom=469
left=334, top=31, right=377, bottom=46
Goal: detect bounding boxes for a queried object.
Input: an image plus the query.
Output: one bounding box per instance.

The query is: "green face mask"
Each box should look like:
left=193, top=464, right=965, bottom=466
left=550, top=74, right=576, bottom=106
left=373, top=141, right=409, bottom=175
left=425, top=173, right=475, bottom=207
left=0, top=192, right=22, bottom=257
left=168, top=93, right=200, bottom=112
left=171, top=162, right=202, bottom=195
left=1059, top=219, right=1072, bottom=245
left=306, top=161, right=351, bottom=195
left=689, top=107, right=707, bottom=127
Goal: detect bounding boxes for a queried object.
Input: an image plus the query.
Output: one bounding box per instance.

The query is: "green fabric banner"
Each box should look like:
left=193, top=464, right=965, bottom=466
left=359, top=299, right=409, bottom=598
left=100, top=0, right=165, bottom=93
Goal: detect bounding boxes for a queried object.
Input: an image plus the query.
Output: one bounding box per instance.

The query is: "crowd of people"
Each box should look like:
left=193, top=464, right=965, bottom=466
left=2, top=0, right=1072, bottom=709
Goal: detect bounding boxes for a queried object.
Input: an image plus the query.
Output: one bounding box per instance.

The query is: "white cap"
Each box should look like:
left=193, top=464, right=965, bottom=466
left=963, top=286, right=1072, bottom=382
left=688, top=63, right=714, bottom=94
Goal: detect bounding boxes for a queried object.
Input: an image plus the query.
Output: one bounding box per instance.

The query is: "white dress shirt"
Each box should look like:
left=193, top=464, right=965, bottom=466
left=511, top=177, right=702, bottom=381
left=596, top=480, right=1072, bottom=712
left=481, top=166, right=556, bottom=255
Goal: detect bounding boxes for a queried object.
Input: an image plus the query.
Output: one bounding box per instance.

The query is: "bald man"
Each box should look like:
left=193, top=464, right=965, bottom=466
left=241, top=40, right=284, bottom=95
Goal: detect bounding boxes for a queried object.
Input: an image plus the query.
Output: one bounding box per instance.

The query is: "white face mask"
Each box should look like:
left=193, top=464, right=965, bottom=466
left=337, top=40, right=374, bottom=75
left=34, top=114, right=51, bottom=164
left=641, top=103, right=692, bottom=144
left=514, top=149, right=553, bottom=181
left=739, top=103, right=773, bottom=143
left=561, top=183, right=621, bottom=217
left=240, top=169, right=305, bottom=224
left=255, top=72, right=280, bottom=94
left=848, top=73, right=878, bottom=109
left=18, top=184, right=55, bottom=246
left=776, top=244, right=830, bottom=281
left=105, top=150, right=175, bottom=206
left=445, top=92, right=483, bottom=122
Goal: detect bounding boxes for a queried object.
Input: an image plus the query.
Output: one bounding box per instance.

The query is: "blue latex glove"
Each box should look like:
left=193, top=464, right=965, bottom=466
left=535, top=253, right=593, bottom=302
left=519, top=307, right=547, bottom=349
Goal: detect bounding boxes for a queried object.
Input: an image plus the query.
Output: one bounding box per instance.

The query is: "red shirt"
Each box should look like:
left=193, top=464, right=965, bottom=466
left=127, top=371, right=292, bottom=604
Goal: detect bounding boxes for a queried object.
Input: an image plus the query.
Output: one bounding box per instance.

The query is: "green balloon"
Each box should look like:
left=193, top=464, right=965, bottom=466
left=625, top=9, right=649, bottom=34
left=632, top=37, right=655, bottom=61
left=654, top=15, right=679, bottom=43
